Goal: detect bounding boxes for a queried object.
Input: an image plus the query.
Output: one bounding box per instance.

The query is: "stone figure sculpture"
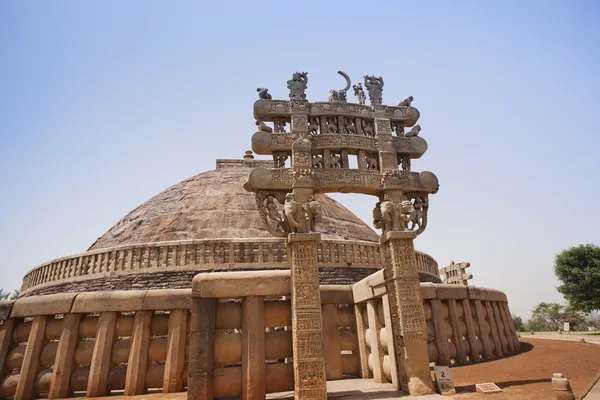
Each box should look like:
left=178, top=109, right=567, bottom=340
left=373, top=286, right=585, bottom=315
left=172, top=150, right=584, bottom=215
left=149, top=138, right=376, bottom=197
left=287, top=72, right=308, bottom=100
left=344, top=118, right=356, bottom=134
left=392, top=122, right=404, bottom=136
left=363, top=76, right=384, bottom=106
left=257, top=87, right=272, bottom=100
left=372, top=202, right=383, bottom=229
left=365, top=154, right=378, bottom=170
left=379, top=198, right=396, bottom=232
left=273, top=152, right=288, bottom=168
left=328, top=71, right=351, bottom=103
left=283, top=193, right=304, bottom=233
left=405, top=125, right=421, bottom=137
left=308, top=118, right=319, bottom=135
left=326, top=117, right=338, bottom=133
left=256, top=120, right=273, bottom=133
left=400, top=156, right=411, bottom=172
left=311, top=155, right=324, bottom=168
left=362, top=120, right=374, bottom=137
left=398, top=199, right=416, bottom=230
left=330, top=154, right=342, bottom=168
left=302, top=195, right=322, bottom=232
left=274, top=118, right=287, bottom=133
left=266, top=196, right=282, bottom=224
left=397, top=96, right=413, bottom=107
left=353, top=83, right=366, bottom=105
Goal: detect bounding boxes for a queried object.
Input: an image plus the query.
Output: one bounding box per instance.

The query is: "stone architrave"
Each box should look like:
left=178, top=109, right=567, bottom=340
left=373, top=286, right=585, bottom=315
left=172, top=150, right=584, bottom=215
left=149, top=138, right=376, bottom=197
left=287, top=233, right=327, bottom=400
left=381, top=230, right=434, bottom=396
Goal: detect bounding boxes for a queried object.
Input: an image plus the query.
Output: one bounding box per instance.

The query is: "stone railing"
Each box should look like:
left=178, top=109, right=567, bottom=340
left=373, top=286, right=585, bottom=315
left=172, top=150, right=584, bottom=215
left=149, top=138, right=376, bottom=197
left=20, top=239, right=440, bottom=295
left=189, top=271, right=359, bottom=400
left=0, top=290, right=193, bottom=399
left=352, top=270, right=520, bottom=380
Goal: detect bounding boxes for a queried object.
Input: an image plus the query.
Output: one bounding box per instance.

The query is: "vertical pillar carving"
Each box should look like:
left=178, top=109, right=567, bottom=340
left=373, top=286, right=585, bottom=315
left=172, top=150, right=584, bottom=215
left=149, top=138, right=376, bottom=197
left=242, top=296, right=266, bottom=400
left=322, top=304, right=343, bottom=380
left=447, top=299, right=467, bottom=364
left=382, top=294, right=401, bottom=389
left=461, top=299, right=480, bottom=362
left=163, top=309, right=188, bottom=392
left=49, top=313, right=82, bottom=399
left=353, top=304, right=370, bottom=379
left=366, top=299, right=386, bottom=383
left=188, top=298, right=216, bottom=400
left=474, top=300, right=494, bottom=359
left=87, top=312, right=117, bottom=397
left=287, top=233, right=327, bottom=400
left=381, top=231, right=434, bottom=396
left=0, top=318, right=15, bottom=382
left=16, top=315, right=48, bottom=400
left=125, top=310, right=152, bottom=395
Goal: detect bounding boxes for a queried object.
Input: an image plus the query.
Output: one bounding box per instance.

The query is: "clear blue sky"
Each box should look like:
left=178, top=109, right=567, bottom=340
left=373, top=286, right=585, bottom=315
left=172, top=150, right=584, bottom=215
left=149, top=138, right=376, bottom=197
left=0, top=1, right=598, bottom=318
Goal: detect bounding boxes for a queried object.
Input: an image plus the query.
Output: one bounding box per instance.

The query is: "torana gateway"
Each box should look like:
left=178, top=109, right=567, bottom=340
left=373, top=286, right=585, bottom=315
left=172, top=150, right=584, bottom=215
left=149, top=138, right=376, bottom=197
left=0, top=72, right=519, bottom=400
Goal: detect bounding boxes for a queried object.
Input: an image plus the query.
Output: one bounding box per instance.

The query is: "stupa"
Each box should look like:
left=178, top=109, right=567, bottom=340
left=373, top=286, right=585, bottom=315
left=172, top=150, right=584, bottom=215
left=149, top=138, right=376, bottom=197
left=0, top=72, right=519, bottom=400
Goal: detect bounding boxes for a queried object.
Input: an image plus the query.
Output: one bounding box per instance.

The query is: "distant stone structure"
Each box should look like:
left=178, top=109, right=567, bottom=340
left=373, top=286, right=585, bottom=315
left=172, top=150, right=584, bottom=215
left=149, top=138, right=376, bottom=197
left=0, top=71, right=520, bottom=400
left=440, top=261, right=473, bottom=286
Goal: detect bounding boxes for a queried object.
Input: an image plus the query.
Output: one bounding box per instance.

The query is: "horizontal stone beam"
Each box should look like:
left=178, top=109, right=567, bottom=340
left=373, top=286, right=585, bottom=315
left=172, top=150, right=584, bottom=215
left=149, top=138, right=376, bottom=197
left=193, top=271, right=290, bottom=299
left=251, top=132, right=427, bottom=158
left=254, top=100, right=420, bottom=127
left=245, top=167, right=439, bottom=196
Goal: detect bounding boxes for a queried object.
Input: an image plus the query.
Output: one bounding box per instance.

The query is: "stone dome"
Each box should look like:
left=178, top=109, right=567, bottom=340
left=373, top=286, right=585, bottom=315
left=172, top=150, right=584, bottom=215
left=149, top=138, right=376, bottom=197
left=88, top=157, right=379, bottom=251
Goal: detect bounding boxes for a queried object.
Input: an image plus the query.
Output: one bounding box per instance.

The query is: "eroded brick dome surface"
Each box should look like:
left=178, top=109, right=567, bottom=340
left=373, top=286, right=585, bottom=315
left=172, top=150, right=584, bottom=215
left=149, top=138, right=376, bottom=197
left=88, top=161, right=379, bottom=251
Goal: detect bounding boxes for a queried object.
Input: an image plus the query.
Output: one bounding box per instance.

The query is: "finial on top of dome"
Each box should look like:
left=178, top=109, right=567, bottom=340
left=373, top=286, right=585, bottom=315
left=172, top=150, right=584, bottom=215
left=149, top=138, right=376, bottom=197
left=243, top=150, right=254, bottom=160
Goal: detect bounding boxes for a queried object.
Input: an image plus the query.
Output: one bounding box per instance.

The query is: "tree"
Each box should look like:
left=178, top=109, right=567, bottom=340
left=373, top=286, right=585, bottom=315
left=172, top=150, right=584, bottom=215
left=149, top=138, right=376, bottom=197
left=554, top=243, right=600, bottom=312
left=0, top=289, right=19, bottom=300
left=526, top=302, right=588, bottom=331
left=512, top=314, right=525, bottom=332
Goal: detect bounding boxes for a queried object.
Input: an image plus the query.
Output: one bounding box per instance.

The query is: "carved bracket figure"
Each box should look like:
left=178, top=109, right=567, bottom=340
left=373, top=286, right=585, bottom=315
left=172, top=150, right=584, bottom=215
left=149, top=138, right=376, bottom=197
left=273, top=152, right=289, bottom=168
left=255, top=191, right=322, bottom=236
left=405, top=124, right=421, bottom=137
left=397, top=95, right=413, bottom=107
left=328, top=71, right=351, bottom=103
left=256, top=119, right=273, bottom=133
left=287, top=72, right=308, bottom=100
left=257, top=87, right=272, bottom=100
left=364, top=75, right=384, bottom=106
left=353, top=83, right=366, bottom=105
left=308, top=118, right=319, bottom=135
left=372, top=194, right=427, bottom=234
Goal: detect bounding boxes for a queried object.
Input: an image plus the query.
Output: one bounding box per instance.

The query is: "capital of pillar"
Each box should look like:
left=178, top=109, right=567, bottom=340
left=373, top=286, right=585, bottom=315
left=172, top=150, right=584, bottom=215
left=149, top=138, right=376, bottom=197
left=380, top=229, right=434, bottom=396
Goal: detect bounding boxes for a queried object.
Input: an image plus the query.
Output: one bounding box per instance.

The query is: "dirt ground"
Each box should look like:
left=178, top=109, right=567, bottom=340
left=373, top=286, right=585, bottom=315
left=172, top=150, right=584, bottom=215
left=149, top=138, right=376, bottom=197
left=450, top=338, right=600, bottom=399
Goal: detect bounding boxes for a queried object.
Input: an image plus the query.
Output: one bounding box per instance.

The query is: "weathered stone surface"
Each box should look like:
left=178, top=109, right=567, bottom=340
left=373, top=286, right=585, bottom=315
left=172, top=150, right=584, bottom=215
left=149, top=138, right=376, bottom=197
left=87, top=163, right=379, bottom=251
left=193, top=271, right=290, bottom=298
left=11, top=293, right=77, bottom=317
left=72, top=291, right=147, bottom=313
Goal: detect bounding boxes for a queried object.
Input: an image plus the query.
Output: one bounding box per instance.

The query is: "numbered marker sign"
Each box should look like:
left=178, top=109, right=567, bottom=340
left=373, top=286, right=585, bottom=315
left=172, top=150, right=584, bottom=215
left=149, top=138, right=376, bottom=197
left=433, top=366, right=456, bottom=395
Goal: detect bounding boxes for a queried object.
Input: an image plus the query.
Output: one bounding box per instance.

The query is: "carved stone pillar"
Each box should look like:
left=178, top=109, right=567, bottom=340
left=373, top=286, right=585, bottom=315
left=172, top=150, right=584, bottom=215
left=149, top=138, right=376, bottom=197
left=341, top=149, right=349, bottom=169
left=381, top=230, right=434, bottom=396
left=357, top=150, right=366, bottom=170
left=287, top=233, right=327, bottom=400
left=374, top=118, right=398, bottom=171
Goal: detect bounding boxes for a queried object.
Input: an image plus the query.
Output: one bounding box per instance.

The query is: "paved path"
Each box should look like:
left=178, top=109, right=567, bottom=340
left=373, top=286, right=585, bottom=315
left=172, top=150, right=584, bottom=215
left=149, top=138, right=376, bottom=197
left=583, top=372, right=600, bottom=399
left=521, top=333, right=600, bottom=344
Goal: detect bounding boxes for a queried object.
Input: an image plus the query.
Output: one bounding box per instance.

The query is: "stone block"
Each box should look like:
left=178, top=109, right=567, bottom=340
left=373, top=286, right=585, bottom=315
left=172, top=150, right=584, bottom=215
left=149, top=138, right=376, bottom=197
left=192, top=271, right=290, bottom=299
left=320, top=285, right=354, bottom=305
left=11, top=293, right=77, bottom=317
left=486, top=289, right=508, bottom=302
left=419, top=283, right=437, bottom=300
left=265, top=363, right=294, bottom=393
left=72, top=291, right=147, bottom=313
left=352, top=270, right=384, bottom=303
left=142, top=289, right=192, bottom=310
left=436, top=284, right=468, bottom=300
left=467, top=286, right=490, bottom=300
